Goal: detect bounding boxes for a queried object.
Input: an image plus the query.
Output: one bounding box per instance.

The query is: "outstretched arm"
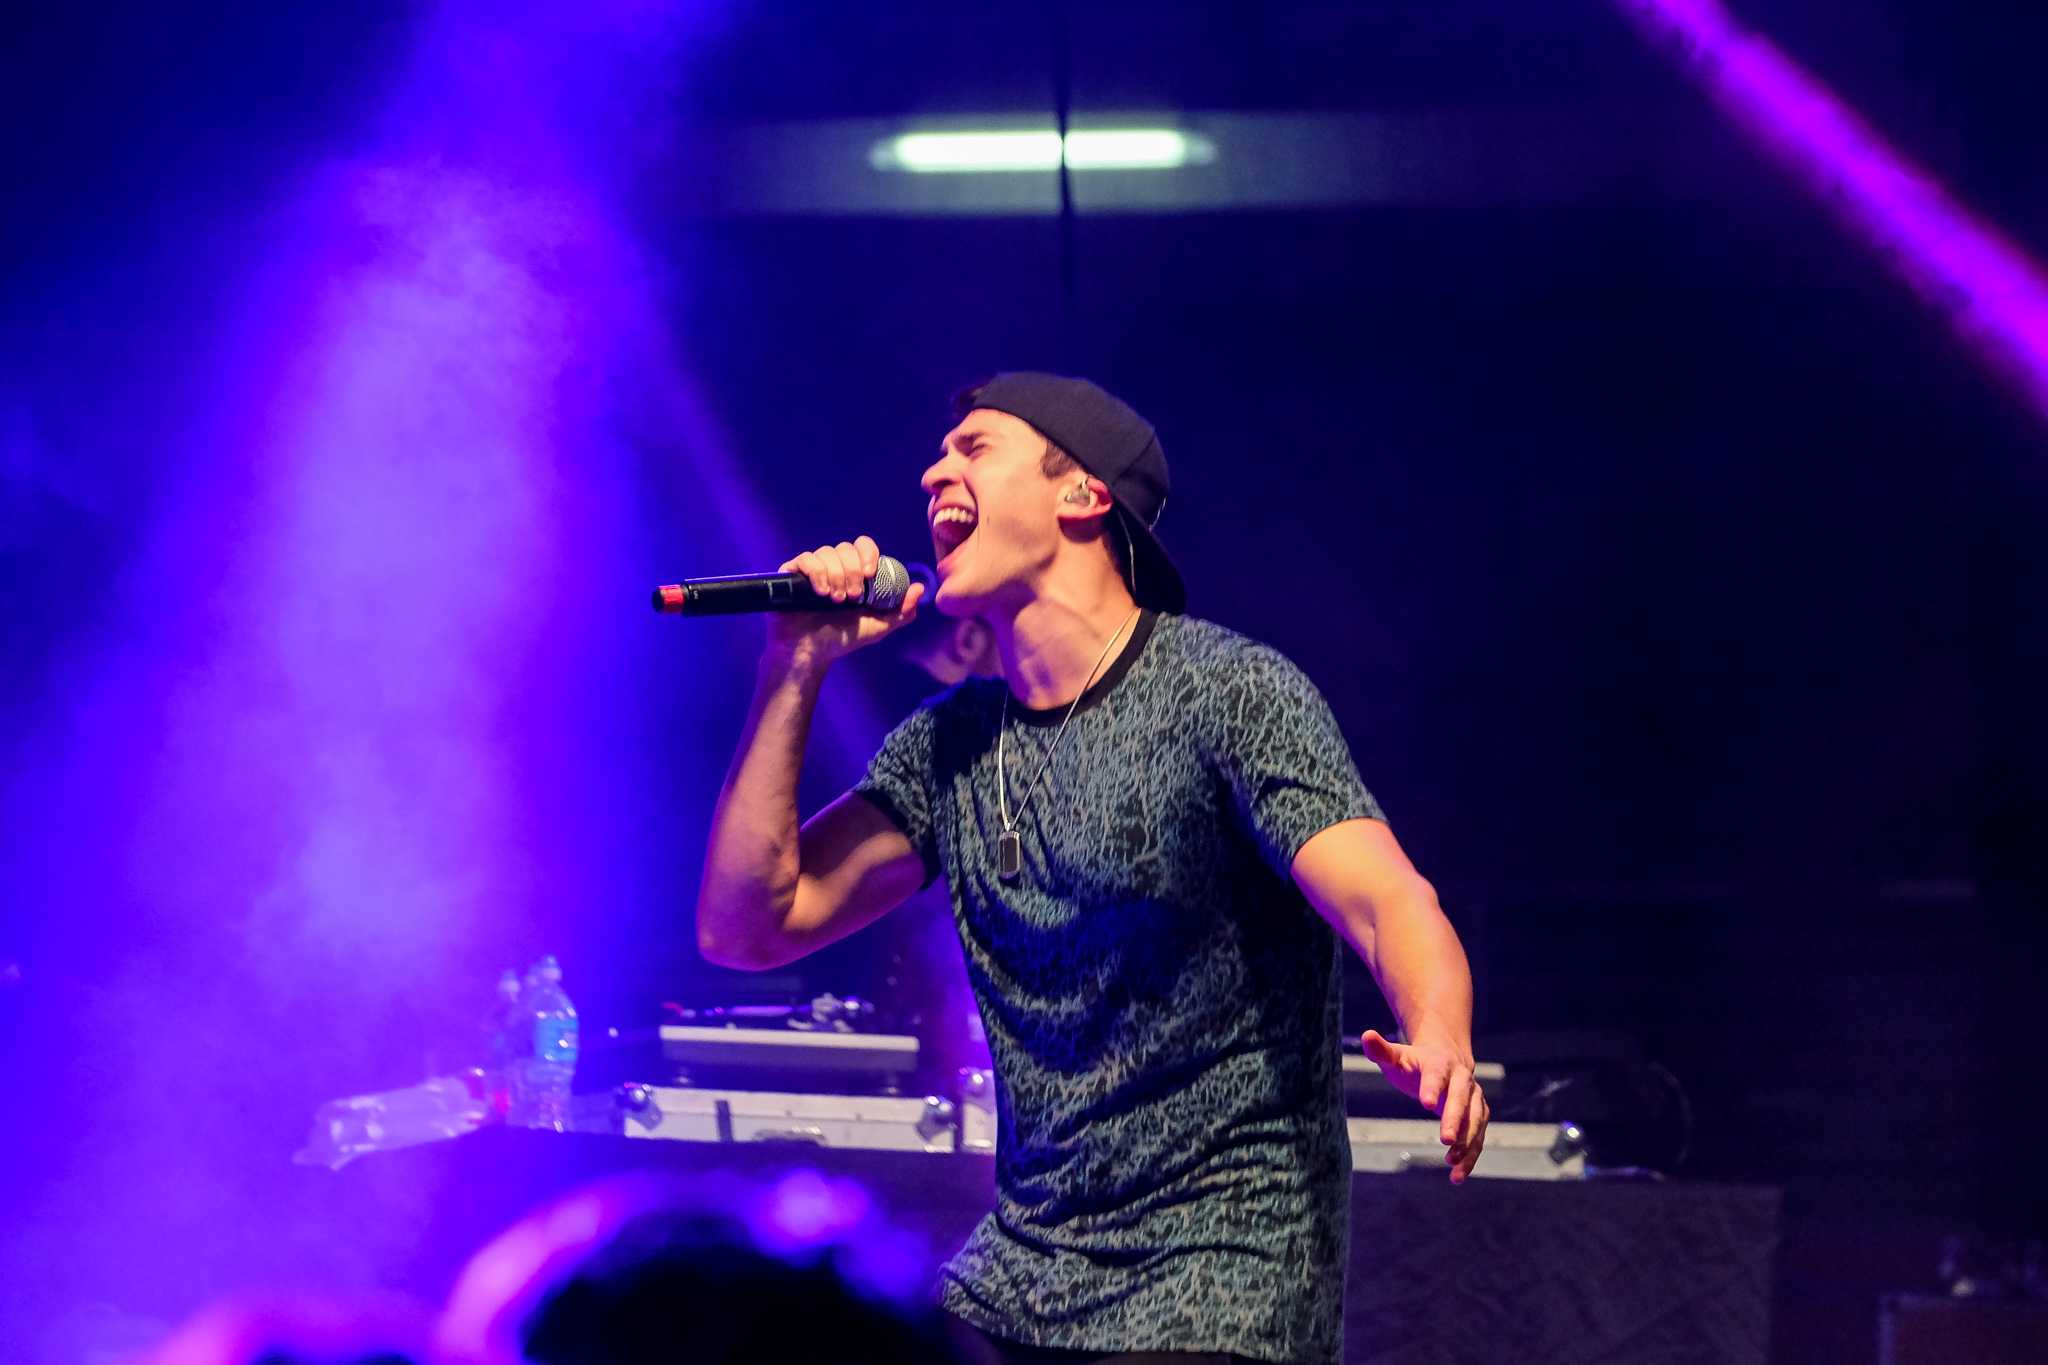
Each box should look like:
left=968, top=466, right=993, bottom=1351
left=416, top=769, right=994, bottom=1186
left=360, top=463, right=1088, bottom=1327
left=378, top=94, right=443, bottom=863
left=1293, top=818, right=1489, bottom=1182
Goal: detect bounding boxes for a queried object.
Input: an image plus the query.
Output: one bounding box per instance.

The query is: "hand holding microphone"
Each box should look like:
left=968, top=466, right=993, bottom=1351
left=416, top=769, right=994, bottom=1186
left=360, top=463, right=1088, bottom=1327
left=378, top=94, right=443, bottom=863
left=653, top=535, right=924, bottom=667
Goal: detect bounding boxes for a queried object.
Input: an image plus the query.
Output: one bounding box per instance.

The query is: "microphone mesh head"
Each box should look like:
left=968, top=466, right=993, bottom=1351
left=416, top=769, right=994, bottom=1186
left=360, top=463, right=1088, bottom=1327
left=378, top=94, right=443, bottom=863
left=864, top=555, right=910, bottom=610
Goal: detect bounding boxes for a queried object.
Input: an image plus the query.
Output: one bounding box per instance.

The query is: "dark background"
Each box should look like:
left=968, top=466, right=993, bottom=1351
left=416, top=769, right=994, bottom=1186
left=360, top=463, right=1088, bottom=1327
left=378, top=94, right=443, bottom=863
left=3, top=3, right=2044, bottom=1362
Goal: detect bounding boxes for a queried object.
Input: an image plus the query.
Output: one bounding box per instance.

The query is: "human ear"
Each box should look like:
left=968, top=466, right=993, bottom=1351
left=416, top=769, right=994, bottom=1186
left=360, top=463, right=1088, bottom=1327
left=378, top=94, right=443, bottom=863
left=1057, top=476, right=1113, bottom=517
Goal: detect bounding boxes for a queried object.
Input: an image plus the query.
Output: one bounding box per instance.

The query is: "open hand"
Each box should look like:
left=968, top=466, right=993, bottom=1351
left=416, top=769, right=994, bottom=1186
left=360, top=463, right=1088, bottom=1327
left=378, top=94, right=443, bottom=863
left=1361, top=1028, right=1489, bottom=1184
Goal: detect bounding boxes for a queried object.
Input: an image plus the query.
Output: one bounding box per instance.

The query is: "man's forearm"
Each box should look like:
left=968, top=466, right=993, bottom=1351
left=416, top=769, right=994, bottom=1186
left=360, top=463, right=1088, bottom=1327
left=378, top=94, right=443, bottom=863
left=695, top=655, right=828, bottom=968
left=1367, top=888, right=1475, bottom=1057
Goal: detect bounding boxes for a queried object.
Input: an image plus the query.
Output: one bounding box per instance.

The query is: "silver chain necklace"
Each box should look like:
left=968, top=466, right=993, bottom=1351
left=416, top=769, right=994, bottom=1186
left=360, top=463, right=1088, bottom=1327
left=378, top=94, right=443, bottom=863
left=994, top=607, right=1141, bottom=883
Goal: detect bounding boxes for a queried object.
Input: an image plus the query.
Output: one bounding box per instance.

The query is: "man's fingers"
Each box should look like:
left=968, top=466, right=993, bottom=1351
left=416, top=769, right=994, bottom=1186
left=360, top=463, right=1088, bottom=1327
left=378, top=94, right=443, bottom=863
left=832, top=541, right=864, bottom=598
left=885, top=581, right=926, bottom=623
left=1438, top=1068, right=1473, bottom=1145
left=799, top=546, right=835, bottom=597
left=1359, top=1029, right=1403, bottom=1070
left=1417, top=1059, right=1448, bottom=1114
left=782, top=539, right=891, bottom=602
left=1450, top=1090, right=1489, bottom=1183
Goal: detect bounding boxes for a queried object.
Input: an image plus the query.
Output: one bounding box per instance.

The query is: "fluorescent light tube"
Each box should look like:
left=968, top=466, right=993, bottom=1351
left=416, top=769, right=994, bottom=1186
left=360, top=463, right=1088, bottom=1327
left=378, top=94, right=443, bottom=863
left=876, top=129, right=1210, bottom=173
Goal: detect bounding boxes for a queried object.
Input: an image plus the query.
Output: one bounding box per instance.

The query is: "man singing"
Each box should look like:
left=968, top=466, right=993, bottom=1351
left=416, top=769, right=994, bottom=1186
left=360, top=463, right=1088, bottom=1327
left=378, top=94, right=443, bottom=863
left=696, top=374, right=1486, bottom=1365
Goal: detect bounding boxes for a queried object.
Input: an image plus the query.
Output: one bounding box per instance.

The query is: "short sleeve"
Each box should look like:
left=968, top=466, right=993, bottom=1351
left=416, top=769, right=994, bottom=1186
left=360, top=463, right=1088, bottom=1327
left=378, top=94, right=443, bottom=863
left=1210, top=645, right=1385, bottom=878
left=851, top=703, right=941, bottom=888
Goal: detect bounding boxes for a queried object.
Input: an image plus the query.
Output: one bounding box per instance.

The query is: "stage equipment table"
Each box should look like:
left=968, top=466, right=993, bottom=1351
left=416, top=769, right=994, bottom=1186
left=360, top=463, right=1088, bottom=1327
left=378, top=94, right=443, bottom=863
left=315, top=1130, right=1778, bottom=1365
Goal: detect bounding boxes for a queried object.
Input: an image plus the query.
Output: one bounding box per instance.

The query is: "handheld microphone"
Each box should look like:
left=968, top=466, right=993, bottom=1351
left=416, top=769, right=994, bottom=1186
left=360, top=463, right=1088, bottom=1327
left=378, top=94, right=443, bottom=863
left=652, top=556, right=912, bottom=616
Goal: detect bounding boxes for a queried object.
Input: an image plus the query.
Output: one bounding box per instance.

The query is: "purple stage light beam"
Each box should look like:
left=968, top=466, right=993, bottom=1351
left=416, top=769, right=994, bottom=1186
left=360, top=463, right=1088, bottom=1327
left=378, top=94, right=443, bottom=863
left=1616, top=0, right=2048, bottom=423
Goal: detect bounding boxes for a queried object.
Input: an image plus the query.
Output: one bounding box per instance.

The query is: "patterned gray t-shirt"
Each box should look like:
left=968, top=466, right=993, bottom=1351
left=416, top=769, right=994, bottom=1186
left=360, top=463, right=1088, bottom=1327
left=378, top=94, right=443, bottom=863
left=854, top=612, right=1383, bottom=1365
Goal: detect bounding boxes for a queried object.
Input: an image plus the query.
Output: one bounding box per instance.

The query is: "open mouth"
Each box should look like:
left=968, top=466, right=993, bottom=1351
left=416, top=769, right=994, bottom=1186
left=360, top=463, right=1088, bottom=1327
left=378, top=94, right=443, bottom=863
left=930, top=504, right=977, bottom=566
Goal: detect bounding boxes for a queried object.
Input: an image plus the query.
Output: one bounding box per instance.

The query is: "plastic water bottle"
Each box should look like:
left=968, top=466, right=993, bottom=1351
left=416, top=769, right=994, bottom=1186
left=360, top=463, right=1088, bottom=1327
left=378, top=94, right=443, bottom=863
left=482, top=968, right=524, bottom=1122
left=517, top=954, right=578, bottom=1132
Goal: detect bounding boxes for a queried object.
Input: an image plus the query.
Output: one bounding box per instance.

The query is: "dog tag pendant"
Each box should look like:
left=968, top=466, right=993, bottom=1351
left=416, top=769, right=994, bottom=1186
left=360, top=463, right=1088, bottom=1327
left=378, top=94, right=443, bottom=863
left=997, top=829, right=1023, bottom=882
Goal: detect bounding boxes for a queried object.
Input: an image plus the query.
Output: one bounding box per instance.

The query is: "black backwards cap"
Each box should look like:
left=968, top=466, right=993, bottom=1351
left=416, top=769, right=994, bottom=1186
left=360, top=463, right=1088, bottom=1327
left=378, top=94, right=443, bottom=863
left=957, top=372, right=1187, bottom=613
